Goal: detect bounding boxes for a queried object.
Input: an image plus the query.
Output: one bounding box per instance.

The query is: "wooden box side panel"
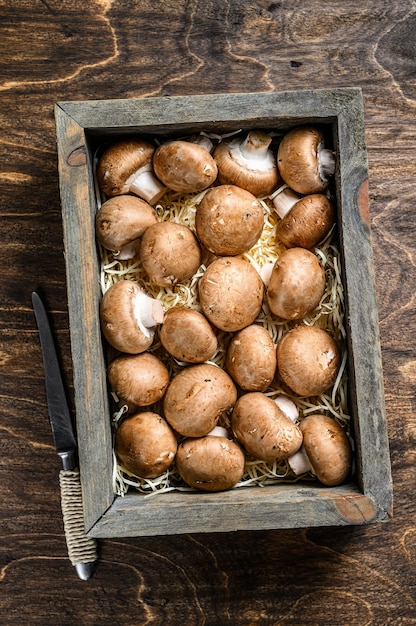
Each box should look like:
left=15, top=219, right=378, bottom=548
left=60, top=88, right=355, bottom=136
left=335, top=96, right=393, bottom=515
left=54, top=104, right=115, bottom=530
left=89, top=483, right=384, bottom=539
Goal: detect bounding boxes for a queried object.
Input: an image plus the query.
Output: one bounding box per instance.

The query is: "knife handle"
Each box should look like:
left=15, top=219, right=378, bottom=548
left=59, top=469, right=98, bottom=578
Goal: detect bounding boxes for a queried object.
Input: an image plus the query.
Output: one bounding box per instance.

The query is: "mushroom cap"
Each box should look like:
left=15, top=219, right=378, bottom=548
left=153, top=140, right=218, bottom=193
left=199, top=257, right=264, bottom=332
left=97, top=139, right=156, bottom=196
left=176, top=435, right=245, bottom=492
left=195, top=184, right=264, bottom=256
left=275, top=194, right=335, bottom=249
left=276, top=325, right=341, bottom=396
left=213, top=130, right=280, bottom=197
left=226, top=324, right=277, bottom=391
left=107, top=352, right=170, bottom=410
left=231, top=392, right=303, bottom=463
left=159, top=307, right=218, bottom=363
left=100, top=280, right=164, bottom=354
left=115, top=411, right=177, bottom=479
left=277, top=126, right=333, bottom=194
left=163, top=363, right=237, bottom=437
left=299, top=414, right=352, bottom=486
left=95, top=195, right=158, bottom=253
left=266, top=248, right=326, bottom=320
left=140, top=221, right=202, bottom=287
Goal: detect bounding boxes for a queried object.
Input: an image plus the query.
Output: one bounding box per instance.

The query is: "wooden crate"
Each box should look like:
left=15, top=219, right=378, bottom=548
left=55, top=89, right=393, bottom=538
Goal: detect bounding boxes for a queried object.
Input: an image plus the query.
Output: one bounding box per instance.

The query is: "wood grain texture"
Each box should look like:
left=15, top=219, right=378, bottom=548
left=1, top=0, right=415, bottom=623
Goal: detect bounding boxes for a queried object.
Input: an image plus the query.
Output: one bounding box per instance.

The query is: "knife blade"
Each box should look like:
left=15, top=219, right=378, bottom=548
left=32, top=291, right=97, bottom=580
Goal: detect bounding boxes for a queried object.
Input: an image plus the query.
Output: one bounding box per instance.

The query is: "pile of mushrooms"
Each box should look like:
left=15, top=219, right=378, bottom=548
left=95, top=124, right=352, bottom=494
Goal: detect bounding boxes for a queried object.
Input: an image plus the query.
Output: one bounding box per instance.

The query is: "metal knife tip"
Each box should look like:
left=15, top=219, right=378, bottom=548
left=75, top=561, right=97, bottom=581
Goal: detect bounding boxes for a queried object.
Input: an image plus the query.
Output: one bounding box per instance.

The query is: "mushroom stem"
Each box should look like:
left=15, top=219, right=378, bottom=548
left=132, top=290, right=164, bottom=338
left=208, top=426, right=230, bottom=438
left=127, top=164, right=167, bottom=205
left=318, top=146, right=336, bottom=180
left=229, top=130, right=272, bottom=169
left=190, top=133, right=214, bottom=153
left=259, top=261, right=275, bottom=286
left=271, top=185, right=301, bottom=219
left=274, top=396, right=299, bottom=422
left=288, top=447, right=314, bottom=476
left=113, top=240, right=140, bottom=261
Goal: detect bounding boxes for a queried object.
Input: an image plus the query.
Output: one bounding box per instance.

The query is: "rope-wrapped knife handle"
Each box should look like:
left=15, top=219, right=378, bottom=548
left=59, top=469, right=98, bottom=578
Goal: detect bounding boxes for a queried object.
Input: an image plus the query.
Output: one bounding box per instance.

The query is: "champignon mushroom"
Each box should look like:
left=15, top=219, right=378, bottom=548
left=100, top=280, right=164, bottom=354
left=272, top=188, right=335, bottom=250
left=176, top=431, right=245, bottom=492
left=97, top=139, right=167, bottom=205
left=199, top=257, right=264, bottom=332
left=213, top=130, right=280, bottom=196
left=276, top=325, right=341, bottom=397
left=277, top=126, right=335, bottom=195
left=163, top=363, right=237, bottom=437
left=115, top=411, right=177, bottom=479
left=107, top=352, right=170, bottom=410
left=231, top=392, right=303, bottom=463
left=288, top=414, right=352, bottom=486
left=195, top=184, right=264, bottom=256
left=226, top=324, right=276, bottom=391
left=95, top=195, right=158, bottom=259
left=152, top=140, right=218, bottom=193
left=140, top=221, right=202, bottom=287
left=266, top=248, right=326, bottom=320
left=159, top=307, right=217, bottom=363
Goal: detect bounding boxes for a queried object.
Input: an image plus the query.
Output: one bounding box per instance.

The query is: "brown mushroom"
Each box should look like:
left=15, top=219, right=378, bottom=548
left=276, top=325, right=341, bottom=397
left=195, top=184, right=264, bottom=256
left=100, top=280, right=164, bottom=354
left=115, top=411, right=177, bottom=479
left=97, top=139, right=167, bottom=205
left=273, top=189, right=335, bottom=250
left=213, top=130, right=280, bottom=197
left=176, top=432, right=245, bottom=492
left=231, top=392, right=303, bottom=463
left=277, top=126, right=335, bottom=195
left=199, top=257, right=264, bottom=332
left=163, top=363, right=237, bottom=437
left=95, top=195, right=158, bottom=259
left=159, top=307, right=217, bottom=363
left=140, top=221, right=202, bottom=287
left=288, top=414, right=352, bottom=486
left=226, top=324, right=276, bottom=391
left=266, top=248, right=326, bottom=320
left=153, top=140, right=218, bottom=193
left=107, top=352, right=170, bottom=410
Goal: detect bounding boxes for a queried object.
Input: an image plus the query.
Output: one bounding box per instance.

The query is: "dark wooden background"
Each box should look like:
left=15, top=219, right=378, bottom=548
left=1, top=1, right=415, bottom=624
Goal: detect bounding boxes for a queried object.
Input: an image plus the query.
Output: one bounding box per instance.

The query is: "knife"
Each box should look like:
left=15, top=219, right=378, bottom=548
left=32, top=291, right=98, bottom=580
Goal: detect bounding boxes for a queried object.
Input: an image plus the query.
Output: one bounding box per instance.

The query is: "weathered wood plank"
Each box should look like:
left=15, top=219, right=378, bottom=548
left=54, top=104, right=114, bottom=531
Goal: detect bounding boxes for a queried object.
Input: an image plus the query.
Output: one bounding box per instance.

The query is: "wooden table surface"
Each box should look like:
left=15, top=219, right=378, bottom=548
left=1, top=2, right=415, bottom=624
